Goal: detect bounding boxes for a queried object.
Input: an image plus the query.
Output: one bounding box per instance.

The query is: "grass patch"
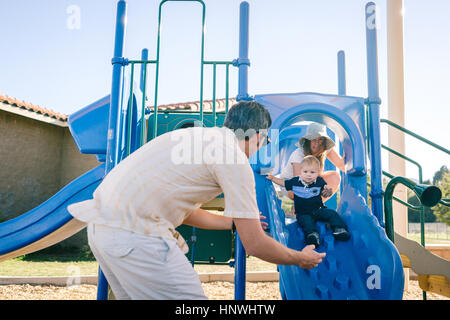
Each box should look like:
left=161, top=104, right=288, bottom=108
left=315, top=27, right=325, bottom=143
left=0, top=254, right=275, bottom=277
left=0, top=247, right=98, bottom=277
left=407, top=234, right=450, bottom=245
left=0, top=256, right=99, bottom=277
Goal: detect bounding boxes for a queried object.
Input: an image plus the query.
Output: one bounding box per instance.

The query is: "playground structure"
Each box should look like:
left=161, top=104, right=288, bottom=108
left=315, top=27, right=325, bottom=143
left=0, top=0, right=449, bottom=300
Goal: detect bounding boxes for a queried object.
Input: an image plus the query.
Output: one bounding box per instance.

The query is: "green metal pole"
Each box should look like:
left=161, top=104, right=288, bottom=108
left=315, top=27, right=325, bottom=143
left=225, top=63, right=230, bottom=113
left=212, top=63, right=217, bottom=126
left=381, top=119, right=450, bottom=155
left=126, top=63, right=135, bottom=157
left=140, top=61, right=148, bottom=147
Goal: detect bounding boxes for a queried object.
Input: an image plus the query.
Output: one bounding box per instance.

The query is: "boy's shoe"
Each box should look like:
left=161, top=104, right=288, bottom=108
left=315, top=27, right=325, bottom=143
left=305, top=232, right=320, bottom=248
left=332, top=228, right=351, bottom=241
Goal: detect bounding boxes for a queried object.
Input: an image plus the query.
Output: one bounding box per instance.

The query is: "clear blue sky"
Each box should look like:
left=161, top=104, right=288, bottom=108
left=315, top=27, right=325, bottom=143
left=1, top=0, right=449, bottom=181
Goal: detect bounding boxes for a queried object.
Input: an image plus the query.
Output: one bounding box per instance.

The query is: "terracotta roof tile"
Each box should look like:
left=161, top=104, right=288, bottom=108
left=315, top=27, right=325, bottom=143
left=148, top=98, right=237, bottom=112
left=0, top=94, right=237, bottom=123
left=0, top=94, right=68, bottom=121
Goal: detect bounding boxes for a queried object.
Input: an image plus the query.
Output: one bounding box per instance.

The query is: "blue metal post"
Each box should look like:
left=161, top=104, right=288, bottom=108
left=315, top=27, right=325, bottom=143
left=365, top=2, right=384, bottom=223
left=97, top=268, right=109, bottom=300
left=337, top=50, right=346, bottom=195
left=234, top=1, right=250, bottom=300
left=97, top=0, right=128, bottom=300
left=338, top=51, right=347, bottom=96
left=235, top=1, right=251, bottom=101
left=106, top=0, right=127, bottom=173
left=140, top=48, right=149, bottom=93
left=234, top=232, right=247, bottom=300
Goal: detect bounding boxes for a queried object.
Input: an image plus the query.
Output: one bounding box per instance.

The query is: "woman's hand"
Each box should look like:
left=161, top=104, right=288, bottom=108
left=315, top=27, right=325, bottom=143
left=327, top=149, right=345, bottom=172
left=321, top=185, right=333, bottom=198
left=259, top=212, right=269, bottom=230
left=288, top=190, right=295, bottom=200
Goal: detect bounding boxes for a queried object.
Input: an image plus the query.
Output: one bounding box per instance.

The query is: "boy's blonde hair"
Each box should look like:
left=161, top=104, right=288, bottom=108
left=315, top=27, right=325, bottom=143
left=299, top=155, right=321, bottom=170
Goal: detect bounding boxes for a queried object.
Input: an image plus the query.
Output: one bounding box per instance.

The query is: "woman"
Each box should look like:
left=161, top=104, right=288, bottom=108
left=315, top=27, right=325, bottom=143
left=279, top=122, right=345, bottom=200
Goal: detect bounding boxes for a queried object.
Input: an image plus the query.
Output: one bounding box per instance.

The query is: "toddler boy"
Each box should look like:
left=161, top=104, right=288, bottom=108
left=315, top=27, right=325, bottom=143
left=267, top=155, right=350, bottom=247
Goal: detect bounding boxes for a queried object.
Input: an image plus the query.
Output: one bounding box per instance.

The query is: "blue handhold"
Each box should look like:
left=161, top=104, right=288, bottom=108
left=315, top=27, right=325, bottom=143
left=334, top=275, right=350, bottom=291
left=315, top=285, right=330, bottom=299
left=306, top=268, right=319, bottom=281
left=324, top=256, right=338, bottom=273
left=351, top=231, right=360, bottom=247
left=318, top=223, right=326, bottom=236
left=324, top=235, right=335, bottom=251
left=360, top=234, right=369, bottom=249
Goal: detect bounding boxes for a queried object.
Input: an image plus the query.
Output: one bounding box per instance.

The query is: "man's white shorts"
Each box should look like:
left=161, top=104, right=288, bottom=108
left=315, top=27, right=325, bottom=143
left=87, top=223, right=207, bottom=300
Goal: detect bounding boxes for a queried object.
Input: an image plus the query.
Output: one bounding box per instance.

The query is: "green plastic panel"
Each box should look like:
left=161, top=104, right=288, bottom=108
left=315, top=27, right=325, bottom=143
left=146, top=113, right=226, bottom=140
left=176, top=224, right=233, bottom=264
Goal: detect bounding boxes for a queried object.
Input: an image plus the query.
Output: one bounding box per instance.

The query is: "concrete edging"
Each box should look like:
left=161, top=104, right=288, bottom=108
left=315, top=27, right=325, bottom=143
left=0, top=271, right=279, bottom=286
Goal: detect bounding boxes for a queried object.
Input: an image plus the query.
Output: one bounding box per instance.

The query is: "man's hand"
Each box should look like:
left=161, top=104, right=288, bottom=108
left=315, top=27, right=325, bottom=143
left=297, top=245, right=326, bottom=269
left=321, top=185, right=333, bottom=198
left=259, top=212, right=269, bottom=230
left=288, top=190, right=294, bottom=200
left=266, top=174, right=274, bottom=181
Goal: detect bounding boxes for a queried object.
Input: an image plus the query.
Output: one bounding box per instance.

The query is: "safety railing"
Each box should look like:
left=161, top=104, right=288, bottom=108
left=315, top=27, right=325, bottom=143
left=380, top=119, right=450, bottom=155
left=379, top=118, right=449, bottom=244
left=379, top=119, right=449, bottom=300
left=118, top=9, right=236, bottom=156
left=383, top=175, right=445, bottom=300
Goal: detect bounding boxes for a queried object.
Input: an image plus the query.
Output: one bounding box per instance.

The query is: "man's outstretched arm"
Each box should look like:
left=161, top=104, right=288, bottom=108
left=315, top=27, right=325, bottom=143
left=233, top=218, right=326, bottom=269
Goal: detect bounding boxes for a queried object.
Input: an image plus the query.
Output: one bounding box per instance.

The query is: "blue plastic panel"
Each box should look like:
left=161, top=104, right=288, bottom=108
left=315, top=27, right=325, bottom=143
left=68, top=95, right=110, bottom=155
left=253, top=92, right=367, bottom=176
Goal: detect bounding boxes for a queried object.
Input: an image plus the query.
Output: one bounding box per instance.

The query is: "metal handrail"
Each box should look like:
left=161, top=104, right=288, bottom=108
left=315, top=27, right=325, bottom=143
left=381, top=144, right=423, bottom=183
left=153, top=0, right=207, bottom=139
left=380, top=119, right=450, bottom=155
left=384, top=177, right=442, bottom=244
left=382, top=169, right=427, bottom=246
left=378, top=119, right=449, bottom=251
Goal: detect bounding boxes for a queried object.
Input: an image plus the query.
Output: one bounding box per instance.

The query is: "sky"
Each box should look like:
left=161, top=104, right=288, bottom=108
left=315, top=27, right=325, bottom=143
left=0, top=0, right=449, bottom=182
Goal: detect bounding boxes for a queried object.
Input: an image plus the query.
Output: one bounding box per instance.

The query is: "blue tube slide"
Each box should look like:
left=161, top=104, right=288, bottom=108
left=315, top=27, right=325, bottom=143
left=251, top=92, right=404, bottom=299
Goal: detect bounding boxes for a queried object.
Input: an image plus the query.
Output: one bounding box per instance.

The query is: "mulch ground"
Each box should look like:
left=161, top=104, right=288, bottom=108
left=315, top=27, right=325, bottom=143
left=0, top=280, right=447, bottom=300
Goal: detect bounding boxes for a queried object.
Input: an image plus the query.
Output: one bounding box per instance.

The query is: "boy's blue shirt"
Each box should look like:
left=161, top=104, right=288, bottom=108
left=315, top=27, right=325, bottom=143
left=285, top=176, right=326, bottom=215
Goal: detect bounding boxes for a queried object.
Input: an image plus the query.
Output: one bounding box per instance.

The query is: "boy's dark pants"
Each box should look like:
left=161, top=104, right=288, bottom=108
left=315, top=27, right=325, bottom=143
left=296, top=207, right=347, bottom=236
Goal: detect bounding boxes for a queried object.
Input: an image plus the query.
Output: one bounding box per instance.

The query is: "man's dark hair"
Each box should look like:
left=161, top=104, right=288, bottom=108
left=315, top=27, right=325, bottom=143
left=223, top=101, right=272, bottom=140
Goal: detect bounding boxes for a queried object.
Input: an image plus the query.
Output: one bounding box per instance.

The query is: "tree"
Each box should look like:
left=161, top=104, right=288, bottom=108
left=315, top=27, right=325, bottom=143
left=407, top=194, right=437, bottom=223
left=432, top=165, right=449, bottom=185
left=433, top=171, right=450, bottom=226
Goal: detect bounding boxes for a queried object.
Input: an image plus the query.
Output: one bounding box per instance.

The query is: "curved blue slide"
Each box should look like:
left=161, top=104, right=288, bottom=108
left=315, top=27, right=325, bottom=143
left=0, top=94, right=130, bottom=263
left=252, top=92, right=405, bottom=300
left=0, top=164, right=105, bottom=262
left=0, top=96, right=110, bottom=262
left=256, top=174, right=404, bottom=300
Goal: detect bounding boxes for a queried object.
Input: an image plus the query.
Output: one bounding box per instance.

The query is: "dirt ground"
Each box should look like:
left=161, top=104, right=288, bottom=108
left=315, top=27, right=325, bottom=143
left=0, top=280, right=447, bottom=300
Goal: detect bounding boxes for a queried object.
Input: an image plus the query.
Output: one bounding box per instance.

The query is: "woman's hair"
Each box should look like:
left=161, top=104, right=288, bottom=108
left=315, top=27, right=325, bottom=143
left=224, top=101, right=272, bottom=140
left=301, top=138, right=327, bottom=170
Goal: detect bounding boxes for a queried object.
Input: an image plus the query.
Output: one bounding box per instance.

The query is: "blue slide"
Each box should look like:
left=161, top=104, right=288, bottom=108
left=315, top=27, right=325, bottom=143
left=252, top=92, right=405, bottom=300
left=0, top=164, right=105, bottom=262
left=0, top=94, right=136, bottom=263
left=255, top=174, right=404, bottom=300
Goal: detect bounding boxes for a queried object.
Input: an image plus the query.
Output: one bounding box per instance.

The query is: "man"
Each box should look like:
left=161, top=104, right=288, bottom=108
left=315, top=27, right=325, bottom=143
left=68, top=101, right=325, bottom=299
